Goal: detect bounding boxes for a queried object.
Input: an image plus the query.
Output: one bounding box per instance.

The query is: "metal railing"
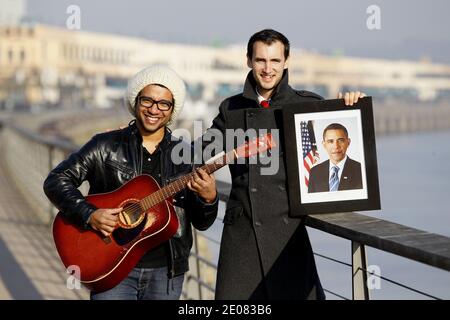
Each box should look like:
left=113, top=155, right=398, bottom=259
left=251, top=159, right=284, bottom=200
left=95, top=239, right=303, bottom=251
left=185, top=182, right=450, bottom=300
left=1, top=118, right=449, bottom=300
left=0, top=121, right=78, bottom=224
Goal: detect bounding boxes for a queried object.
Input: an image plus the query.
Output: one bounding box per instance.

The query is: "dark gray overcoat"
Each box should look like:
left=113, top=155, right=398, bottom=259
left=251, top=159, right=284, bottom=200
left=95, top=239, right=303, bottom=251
left=203, top=70, right=326, bottom=300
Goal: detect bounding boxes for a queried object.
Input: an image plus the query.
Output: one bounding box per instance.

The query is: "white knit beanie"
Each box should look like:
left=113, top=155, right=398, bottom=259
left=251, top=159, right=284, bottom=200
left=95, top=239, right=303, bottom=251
left=125, top=65, right=186, bottom=123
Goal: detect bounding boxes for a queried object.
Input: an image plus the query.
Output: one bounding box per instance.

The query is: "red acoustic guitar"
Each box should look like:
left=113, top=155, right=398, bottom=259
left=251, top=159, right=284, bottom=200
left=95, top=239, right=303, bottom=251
left=52, top=134, right=275, bottom=293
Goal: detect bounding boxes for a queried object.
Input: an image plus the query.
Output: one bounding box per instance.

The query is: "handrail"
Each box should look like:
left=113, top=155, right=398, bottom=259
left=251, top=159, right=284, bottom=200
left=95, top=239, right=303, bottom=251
left=217, top=180, right=450, bottom=272
left=2, top=121, right=79, bottom=152
left=304, top=213, right=450, bottom=272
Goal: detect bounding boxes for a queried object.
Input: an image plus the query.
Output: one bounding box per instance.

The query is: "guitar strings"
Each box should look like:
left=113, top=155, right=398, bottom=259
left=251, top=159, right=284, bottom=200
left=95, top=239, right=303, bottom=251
left=117, top=137, right=267, bottom=223
left=118, top=140, right=265, bottom=219
left=118, top=157, right=227, bottom=221
left=121, top=168, right=204, bottom=215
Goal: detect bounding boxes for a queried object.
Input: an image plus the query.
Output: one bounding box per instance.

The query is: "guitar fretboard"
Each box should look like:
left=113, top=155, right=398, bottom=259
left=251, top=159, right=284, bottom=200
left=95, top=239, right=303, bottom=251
left=139, top=151, right=233, bottom=210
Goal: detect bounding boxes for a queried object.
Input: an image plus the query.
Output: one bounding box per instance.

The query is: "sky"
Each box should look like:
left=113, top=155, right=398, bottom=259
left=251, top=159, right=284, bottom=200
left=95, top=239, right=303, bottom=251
left=23, top=0, right=450, bottom=63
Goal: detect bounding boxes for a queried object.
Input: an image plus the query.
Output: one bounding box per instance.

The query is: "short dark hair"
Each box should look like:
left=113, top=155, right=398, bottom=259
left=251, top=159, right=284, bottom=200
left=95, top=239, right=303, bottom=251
left=323, top=123, right=349, bottom=140
left=246, top=29, right=290, bottom=60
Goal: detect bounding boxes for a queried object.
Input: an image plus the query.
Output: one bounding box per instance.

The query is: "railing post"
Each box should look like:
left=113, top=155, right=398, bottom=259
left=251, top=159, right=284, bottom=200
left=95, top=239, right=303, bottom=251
left=352, top=241, right=370, bottom=300
left=192, top=228, right=203, bottom=300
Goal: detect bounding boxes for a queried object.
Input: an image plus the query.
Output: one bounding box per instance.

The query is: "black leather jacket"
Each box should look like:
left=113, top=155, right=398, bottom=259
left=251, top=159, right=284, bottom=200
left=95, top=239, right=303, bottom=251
left=43, top=121, right=218, bottom=277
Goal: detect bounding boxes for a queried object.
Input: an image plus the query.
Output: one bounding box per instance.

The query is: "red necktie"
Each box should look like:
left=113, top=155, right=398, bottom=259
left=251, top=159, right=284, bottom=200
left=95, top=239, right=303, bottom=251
left=260, top=100, right=270, bottom=108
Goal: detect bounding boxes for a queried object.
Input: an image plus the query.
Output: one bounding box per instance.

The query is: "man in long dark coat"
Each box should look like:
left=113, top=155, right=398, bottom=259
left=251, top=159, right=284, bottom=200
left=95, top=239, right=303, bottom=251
left=203, top=29, right=364, bottom=300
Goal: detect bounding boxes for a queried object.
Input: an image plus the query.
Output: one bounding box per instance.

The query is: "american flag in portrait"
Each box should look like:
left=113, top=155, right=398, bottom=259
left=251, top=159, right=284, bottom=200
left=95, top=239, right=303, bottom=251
left=301, top=121, right=319, bottom=187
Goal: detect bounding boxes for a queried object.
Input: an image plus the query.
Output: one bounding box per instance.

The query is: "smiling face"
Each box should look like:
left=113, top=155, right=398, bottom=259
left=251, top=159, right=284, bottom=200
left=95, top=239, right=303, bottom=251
left=247, top=40, right=289, bottom=99
left=322, top=129, right=351, bottom=165
left=135, top=84, right=173, bottom=136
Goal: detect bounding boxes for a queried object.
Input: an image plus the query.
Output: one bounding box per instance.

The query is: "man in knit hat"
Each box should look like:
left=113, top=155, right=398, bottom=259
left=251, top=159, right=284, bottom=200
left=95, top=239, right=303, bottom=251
left=44, top=65, right=218, bottom=300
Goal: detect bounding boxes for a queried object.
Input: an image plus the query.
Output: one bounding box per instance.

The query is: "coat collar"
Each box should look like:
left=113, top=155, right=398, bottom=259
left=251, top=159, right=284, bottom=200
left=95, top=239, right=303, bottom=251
left=242, top=69, right=293, bottom=105
left=127, top=120, right=172, bottom=150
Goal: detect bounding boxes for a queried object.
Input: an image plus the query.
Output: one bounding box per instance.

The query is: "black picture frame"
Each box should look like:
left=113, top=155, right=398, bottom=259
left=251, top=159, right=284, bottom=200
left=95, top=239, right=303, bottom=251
left=282, top=97, right=380, bottom=216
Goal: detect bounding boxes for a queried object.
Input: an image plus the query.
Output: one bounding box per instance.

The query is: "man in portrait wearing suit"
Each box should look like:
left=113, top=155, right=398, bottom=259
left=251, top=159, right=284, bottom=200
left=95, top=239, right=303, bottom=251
left=308, top=123, right=363, bottom=193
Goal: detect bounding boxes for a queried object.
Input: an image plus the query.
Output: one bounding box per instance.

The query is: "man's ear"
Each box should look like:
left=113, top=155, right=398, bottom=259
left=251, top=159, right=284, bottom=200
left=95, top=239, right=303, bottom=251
left=247, top=57, right=252, bottom=69
left=284, top=56, right=290, bottom=69
left=348, top=138, right=351, bottom=146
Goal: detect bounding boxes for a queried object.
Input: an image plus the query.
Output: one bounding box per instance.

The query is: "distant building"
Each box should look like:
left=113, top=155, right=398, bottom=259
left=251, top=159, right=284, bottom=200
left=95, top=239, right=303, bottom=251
left=1, top=23, right=450, bottom=116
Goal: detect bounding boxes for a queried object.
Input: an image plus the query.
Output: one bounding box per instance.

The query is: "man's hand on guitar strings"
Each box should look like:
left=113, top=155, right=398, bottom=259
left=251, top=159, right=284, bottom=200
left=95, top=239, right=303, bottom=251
left=89, top=207, right=122, bottom=237
left=187, top=168, right=217, bottom=204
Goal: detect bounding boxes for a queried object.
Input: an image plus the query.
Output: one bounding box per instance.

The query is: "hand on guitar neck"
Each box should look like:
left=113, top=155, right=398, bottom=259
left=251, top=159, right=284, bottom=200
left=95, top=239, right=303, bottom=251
left=187, top=168, right=217, bottom=204
left=89, top=207, right=123, bottom=237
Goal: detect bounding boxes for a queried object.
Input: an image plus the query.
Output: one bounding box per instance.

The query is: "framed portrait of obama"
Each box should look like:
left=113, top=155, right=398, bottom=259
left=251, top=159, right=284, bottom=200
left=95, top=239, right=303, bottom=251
left=282, top=97, right=380, bottom=216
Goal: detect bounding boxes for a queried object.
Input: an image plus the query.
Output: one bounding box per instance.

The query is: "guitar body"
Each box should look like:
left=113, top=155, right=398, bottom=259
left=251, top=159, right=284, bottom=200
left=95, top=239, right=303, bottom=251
left=52, top=175, right=179, bottom=293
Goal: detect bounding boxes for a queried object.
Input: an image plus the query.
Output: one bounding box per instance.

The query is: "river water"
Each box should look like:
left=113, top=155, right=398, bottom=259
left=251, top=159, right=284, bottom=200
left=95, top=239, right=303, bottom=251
left=203, top=130, right=450, bottom=300
left=309, top=130, right=450, bottom=300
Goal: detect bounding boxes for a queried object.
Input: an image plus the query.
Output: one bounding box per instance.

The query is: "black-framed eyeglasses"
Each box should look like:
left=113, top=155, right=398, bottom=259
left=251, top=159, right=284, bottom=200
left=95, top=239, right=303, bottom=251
left=137, top=96, right=173, bottom=111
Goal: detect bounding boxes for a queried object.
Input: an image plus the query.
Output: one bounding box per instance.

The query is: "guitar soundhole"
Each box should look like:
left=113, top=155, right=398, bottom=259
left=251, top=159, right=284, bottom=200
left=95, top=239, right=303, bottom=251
left=113, top=216, right=146, bottom=246
left=118, top=201, right=144, bottom=229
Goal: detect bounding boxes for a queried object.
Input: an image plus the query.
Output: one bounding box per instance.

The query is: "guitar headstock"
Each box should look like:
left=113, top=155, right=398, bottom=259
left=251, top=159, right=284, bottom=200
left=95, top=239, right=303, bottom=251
left=235, top=133, right=276, bottom=158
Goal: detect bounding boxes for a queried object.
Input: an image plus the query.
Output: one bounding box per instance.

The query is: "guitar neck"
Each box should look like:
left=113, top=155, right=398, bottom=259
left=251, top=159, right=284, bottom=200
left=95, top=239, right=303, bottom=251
left=140, top=150, right=234, bottom=210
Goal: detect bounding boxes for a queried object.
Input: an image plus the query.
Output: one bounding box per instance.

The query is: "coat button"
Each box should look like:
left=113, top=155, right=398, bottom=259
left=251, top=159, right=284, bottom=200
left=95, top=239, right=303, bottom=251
left=255, top=221, right=262, bottom=227
left=248, top=112, right=254, bottom=117
left=250, top=187, right=257, bottom=192
left=278, top=185, right=286, bottom=191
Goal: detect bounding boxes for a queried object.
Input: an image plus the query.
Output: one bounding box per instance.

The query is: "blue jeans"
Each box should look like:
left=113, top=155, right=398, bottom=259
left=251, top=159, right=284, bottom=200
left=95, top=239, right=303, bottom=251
left=90, top=267, right=184, bottom=300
